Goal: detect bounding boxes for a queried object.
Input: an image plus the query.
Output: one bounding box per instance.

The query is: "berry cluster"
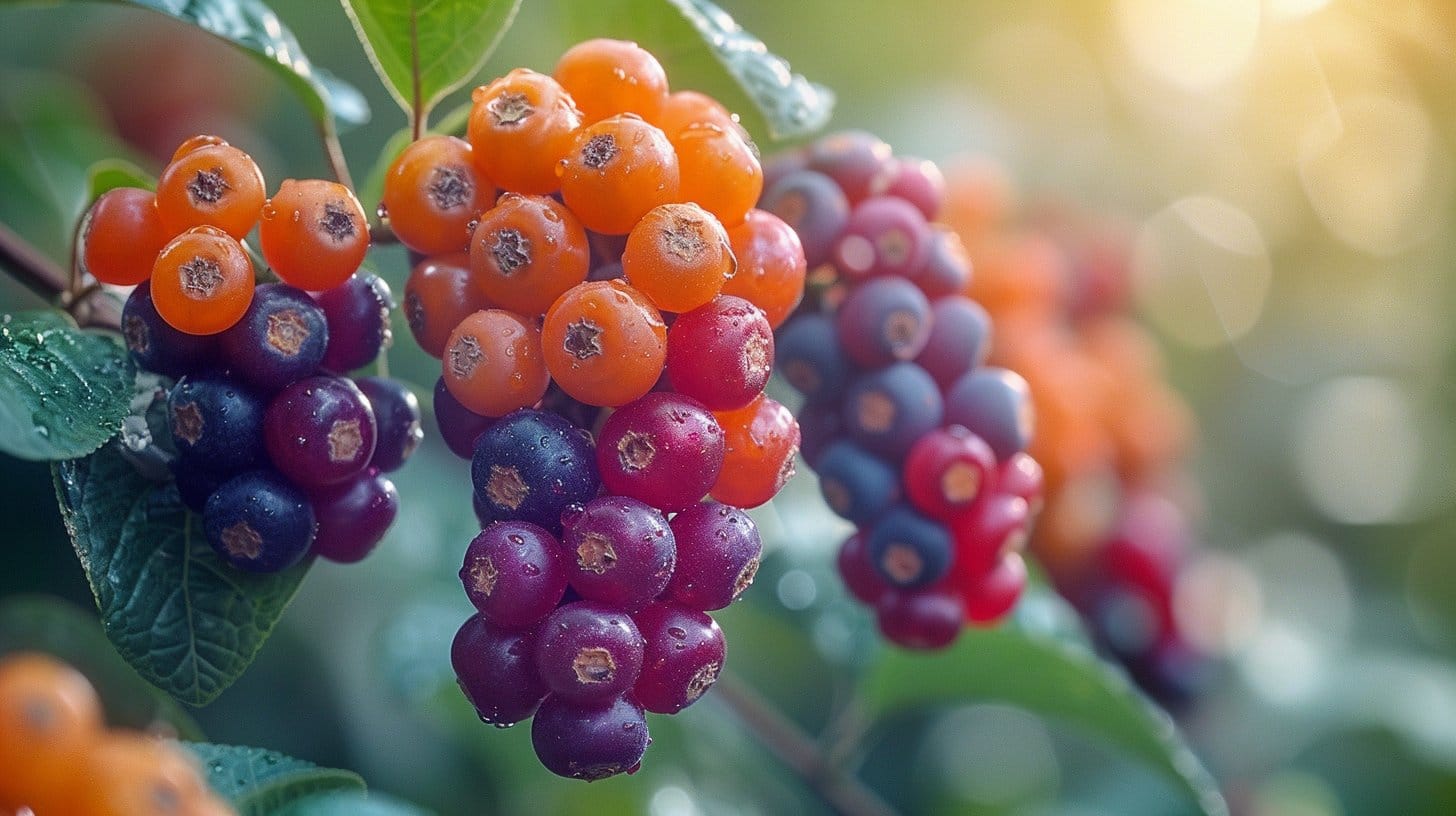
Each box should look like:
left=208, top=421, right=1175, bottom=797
left=764, top=131, right=1046, bottom=650
left=92, top=135, right=422, bottom=572
left=0, top=652, right=232, bottom=815
left=403, top=40, right=805, bottom=780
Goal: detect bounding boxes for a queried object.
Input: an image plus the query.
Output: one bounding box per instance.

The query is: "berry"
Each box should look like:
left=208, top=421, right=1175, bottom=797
left=806, top=130, right=893, bottom=203
left=654, top=90, right=740, bottom=140
left=554, top=38, right=669, bottom=123
left=0, top=653, right=102, bottom=807
left=121, top=281, right=216, bottom=378
left=842, top=362, right=943, bottom=460
left=797, top=398, right=845, bottom=468
left=559, top=496, right=676, bottom=612
left=595, top=392, right=725, bottom=513
left=964, top=552, right=1027, bottom=625
left=355, top=376, right=423, bottom=472
left=665, top=501, right=762, bottom=611
left=558, top=115, right=679, bottom=235
left=219, top=283, right=328, bottom=392
left=150, top=226, right=254, bottom=335
left=672, top=122, right=762, bottom=227
left=868, top=156, right=944, bottom=220
left=264, top=376, right=378, bottom=487
left=203, top=469, right=315, bottom=572
left=315, top=272, right=394, bottom=373
left=433, top=376, right=494, bottom=460
left=876, top=588, right=963, bottom=650
left=710, top=394, right=799, bottom=508
left=836, top=532, right=885, bottom=605
left=260, top=179, right=370, bottom=291
left=309, top=469, right=398, bottom=563
left=723, top=209, right=807, bottom=329
left=835, top=276, right=933, bottom=367
left=998, top=453, right=1045, bottom=514
left=467, top=68, right=583, bottom=195
left=760, top=170, right=849, bottom=269
left=404, top=253, right=487, bottom=358
left=915, top=296, right=991, bottom=388
left=903, top=426, right=998, bottom=521
left=832, top=196, right=930, bottom=282
left=622, top=203, right=734, bottom=313
left=533, top=600, right=645, bottom=703
left=155, top=141, right=265, bottom=239
left=633, top=602, right=726, bottom=714
left=531, top=694, right=648, bottom=781
left=452, top=615, right=548, bottom=726
left=471, top=408, right=599, bottom=532
left=865, top=505, right=952, bottom=589
left=469, top=193, right=590, bottom=315
left=665, top=295, right=773, bottom=410
left=461, top=521, right=569, bottom=628
left=382, top=135, right=492, bottom=255
left=951, top=494, right=1031, bottom=582
left=775, top=313, right=853, bottom=403
left=815, top=440, right=900, bottom=524
left=541, top=280, right=667, bottom=407
left=761, top=147, right=808, bottom=195
left=912, top=225, right=971, bottom=299
left=443, top=309, right=549, bottom=417
left=944, top=367, right=1034, bottom=460
left=82, top=187, right=167, bottom=285
left=59, top=734, right=209, bottom=816
left=167, top=375, right=266, bottom=474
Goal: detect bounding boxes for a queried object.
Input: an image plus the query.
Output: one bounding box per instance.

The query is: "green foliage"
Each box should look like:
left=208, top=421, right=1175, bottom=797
left=275, top=792, right=433, bottom=816
left=187, top=742, right=367, bottom=815
left=87, top=158, right=156, bottom=198
left=0, top=312, right=134, bottom=461
left=340, top=0, right=521, bottom=130
left=54, top=441, right=313, bottom=706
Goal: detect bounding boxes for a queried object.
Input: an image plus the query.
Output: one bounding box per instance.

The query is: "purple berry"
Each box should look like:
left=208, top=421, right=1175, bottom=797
left=471, top=409, right=600, bottom=533
left=760, top=170, right=849, bottom=269
left=309, top=469, right=398, bottom=563
left=807, top=130, right=894, bottom=203
left=167, top=375, right=266, bottom=474
left=842, top=362, right=944, bottom=460
left=433, top=376, right=494, bottom=461
left=220, top=283, right=329, bottom=393
left=867, top=156, right=944, bottom=221
left=315, top=272, right=393, bottom=373
left=355, top=376, right=423, bottom=472
left=915, top=296, right=991, bottom=389
left=664, top=501, right=762, bottom=611
left=760, top=146, right=808, bottom=194
left=911, top=225, right=972, bottom=300
left=876, top=588, right=964, bottom=650
left=797, top=399, right=844, bottom=470
left=665, top=295, right=774, bottom=411
left=837, top=532, right=886, bottom=604
left=559, top=496, right=676, bottom=612
left=835, top=276, right=933, bottom=367
left=203, top=470, right=315, bottom=573
left=533, top=601, right=645, bottom=703
left=451, top=614, right=548, bottom=726
left=832, top=196, right=930, bottom=282
left=944, top=367, right=1034, bottom=460
left=460, top=521, right=569, bottom=629
left=596, top=393, right=725, bottom=514
left=531, top=694, right=649, bottom=781
left=122, top=281, right=215, bottom=378
left=264, top=375, right=378, bottom=487
left=632, top=602, right=726, bottom=714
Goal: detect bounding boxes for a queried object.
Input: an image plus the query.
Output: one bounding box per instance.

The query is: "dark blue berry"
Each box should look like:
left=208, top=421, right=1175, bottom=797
left=220, top=283, right=329, bottom=393
left=865, top=505, right=952, bottom=589
left=944, top=367, right=1034, bottom=460
left=842, top=362, right=943, bottom=460
left=814, top=440, right=901, bottom=524
left=835, top=277, right=932, bottom=367
left=122, top=281, right=215, bottom=378
left=315, top=272, right=393, bottom=373
left=471, top=408, right=599, bottom=533
left=775, top=313, right=852, bottom=403
left=203, top=469, right=315, bottom=573
left=355, top=376, right=423, bottom=472
left=167, top=375, right=266, bottom=474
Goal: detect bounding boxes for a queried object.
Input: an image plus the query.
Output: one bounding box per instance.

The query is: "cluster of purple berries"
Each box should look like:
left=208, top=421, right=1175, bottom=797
left=764, top=131, right=1046, bottom=649
left=121, top=272, right=422, bottom=571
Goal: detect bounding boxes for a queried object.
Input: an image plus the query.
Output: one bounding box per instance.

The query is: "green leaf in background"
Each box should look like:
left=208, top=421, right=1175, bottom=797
left=358, top=101, right=473, bottom=210
left=0, top=595, right=203, bottom=739
left=0, top=311, right=134, bottom=461
left=87, top=157, right=156, bottom=198
left=859, top=587, right=1229, bottom=816
left=186, top=742, right=366, bottom=815
left=53, top=441, right=313, bottom=706
left=275, top=791, right=433, bottom=816
left=341, top=0, right=522, bottom=132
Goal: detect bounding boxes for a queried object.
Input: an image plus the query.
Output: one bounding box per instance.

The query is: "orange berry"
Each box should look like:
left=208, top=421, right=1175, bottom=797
left=404, top=253, right=489, bottom=359
left=541, top=280, right=666, bottom=407
left=169, top=134, right=229, bottom=164
left=382, top=135, right=493, bottom=255
left=443, top=309, right=550, bottom=417
left=150, top=226, right=254, bottom=335
left=82, top=187, right=169, bottom=285
left=654, top=90, right=741, bottom=140
left=672, top=123, right=761, bottom=227
left=722, top=209, right=807, bottom=328
left=553, top=38, right=669, bottom=123
left=558, top=115, right=680, bottom=235
left=63, top=733, right=210, bottom=816
left=467, top=68, right=582, bottom=195
left=155, top=143, right=265, bottom=239
left=0, top=653, right=103, bottom=810
left=259, top=179, right=370, bottom=291
left=469, top=193, right=589, bottom=316
left=621, top=203, right=734, bottom=313
left=710, top=394, right=800, bottom=508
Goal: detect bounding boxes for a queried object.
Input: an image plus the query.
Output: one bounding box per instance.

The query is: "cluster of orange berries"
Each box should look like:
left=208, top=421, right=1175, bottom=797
left=83, top=135, right=369, bottom=334
left=0, top=653, right=231, bottom=816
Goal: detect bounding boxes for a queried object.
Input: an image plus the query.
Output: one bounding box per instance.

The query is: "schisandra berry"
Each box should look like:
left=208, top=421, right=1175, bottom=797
left=595, top=392, right=725, bottom=514
left=167, top=375, right=266, bottom=475
left=559, top=496, right=676, bottom=613
left=263, top=376, right=378, bottom=487
left=530, top=694, right=648, bottom=781
left=309, top=469, right=399, bottom=564
left=632, top=602, right=725, bottom=714
left=452, top=614, right=548, bottom=726
left=203, top=470, right=314, bottom=573
left=471, top=409, right=599, bottom=533
left=460, top=521, right=569, bottom=629
left=664, top=501, right=762, bottom=611
left=219, top=283, right=328, bottom=393
left=533, top=600, right=645, bottom=704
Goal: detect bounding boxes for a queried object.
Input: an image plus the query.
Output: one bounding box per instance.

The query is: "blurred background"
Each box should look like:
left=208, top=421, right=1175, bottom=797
left=4, top=0, right=1456, bottom=813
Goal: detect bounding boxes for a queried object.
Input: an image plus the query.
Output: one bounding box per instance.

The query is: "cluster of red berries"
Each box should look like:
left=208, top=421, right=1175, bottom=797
left=764, top=132, right=1046, bottom=650
left=387, top=40, right=805, bottom=780
left=0, top=652, right=232, bottom=815
left=88, top=135, right=422, bottom=572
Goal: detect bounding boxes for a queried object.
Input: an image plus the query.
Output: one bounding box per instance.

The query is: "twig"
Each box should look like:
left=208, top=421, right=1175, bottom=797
left=714, top=672, right=902, bottom=816
left=318, top=118, right=355, bottom=191
left=0, top=220, right=120, bottom=330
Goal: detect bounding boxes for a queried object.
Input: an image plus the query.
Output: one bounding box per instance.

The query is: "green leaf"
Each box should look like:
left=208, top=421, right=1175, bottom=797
left=53, top=441, right=313, bottom=706
left=341, top=0, right=521, bottom=131
left=859, top=588, right=1228, bottom=816
left=0, top=311, right=134, bottom=461
left=554, top=0, right=834, bottom=140
left=275, top=791, right=433, bottom=816
left=0, top=595, right=203, bottom=739
left=186, top=742, right=366, bottom=816
left=88, top=158, right=156, bottom=199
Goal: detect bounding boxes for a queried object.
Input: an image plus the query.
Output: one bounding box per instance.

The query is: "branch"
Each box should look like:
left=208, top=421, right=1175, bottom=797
left=714, top=672, right=902, bottom=816
left=0, top=220, right=120, bottom=330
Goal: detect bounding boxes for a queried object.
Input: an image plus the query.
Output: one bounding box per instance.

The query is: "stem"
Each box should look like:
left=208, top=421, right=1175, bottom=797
left=318, top=118, right=355, bottom=191
left=0, top=220, right=120, bottom=330
left=409, top=6, right=424, bottom=142
left=715, top=672, right=902, bottom=816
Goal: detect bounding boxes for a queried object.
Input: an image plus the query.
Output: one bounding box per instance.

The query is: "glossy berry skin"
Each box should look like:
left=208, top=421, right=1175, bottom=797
left=534, top=600, right=645, bottom=703
left=672, top=122, right=762, bottom=227
left=842, top=362, right=943, bottom=460
left=260, top=179, right=370, bottom=292
left=167, top=375, right=266, bottom=474
left=806, top=130, right=893, bottom=203
left=998, top=453, right=1045, bottom=514
left=868, top=156, right=945, bottom=221
left=915, top=296, right=991, bottom=388
left=467, top=68, right=583, bottom=195
left=723, top=209, right=808, bottom=329
left=203, top=470, right=315, bottom=572
left=558, top=115, right=680, bottom=235
left=596, top=392, right=725, bottom=513
left=775, top=313, right=853, bottom=403
left=951, top=494, right=1031, bottom=580
left=316, top=273, right=394, bottom=373
left=471, top=408, right=599, bottom=532
left=83, top=187, right=168, bottom=285
left=832, top=196, right=931, bottom=282
left=470, top=193, right=590, bottom=316
left=865, top=505, right=952, bottom=589
left=405, top=254, right=487, bottom=359
left=121, top=281, right=216, bottom=378
left=151, top=226, right=254, bottom=335
left=876, top=588, right=963, bottom=650
left=309, top=469, right=398, bottom=563
left=433, top=376, right=494, bottom=460
left=655, top=90, right=741, bottom=140
left=798, top=398, right=845, bottom=469
left=541, top=280, right=667, bottom=407
left=815, top=440, right=900, bottom=525
left=710, top=394, right=800, bottom=508
left=559, top=496, right=676, bottom=612
left=944, top=367, right=1035, bottom=460
left=964, top=552, right=1027, bottom=624
left=461, top=521, right=569, bottom=628
left=531, top=694, right=648, bottom=781
left=666, top=295, right=774, bottom=411
left=264, top=376, right=378, bottom=487
left=622, top=202, right=735, bottom=313
left=382, top=135, right=492, bottom=255
left=835, top=276, right=933, bottom=367
left=903, top=426, right=998, bottom=521
left=443, top=309, right=550, bottom=418
left=760, top=170, right=850, bottom=269
left=355, top=376, right=423, bottom=472
left=219, top=283, right=328, bottom=393
left=452, top=614, right=548, bottom=726
left=155, top=142, right=265, bottom=239
left=633, top=602, right=725, bottom=714
left=666, top=501, right=762, bottom=611
left=836, top=532, right=886, bottom=605
left=554, top=38, right=669, bottom=124
left=913, top=225, right=972, bottom=300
